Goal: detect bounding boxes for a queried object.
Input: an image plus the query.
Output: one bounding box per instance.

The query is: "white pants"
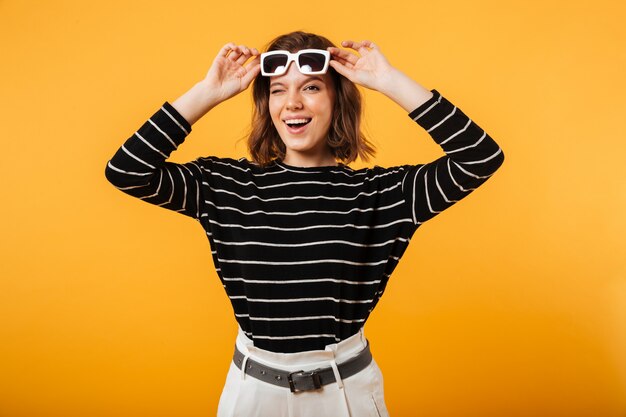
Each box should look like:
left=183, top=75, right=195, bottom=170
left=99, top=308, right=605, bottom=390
left=217, top=327, right=390, bottom=417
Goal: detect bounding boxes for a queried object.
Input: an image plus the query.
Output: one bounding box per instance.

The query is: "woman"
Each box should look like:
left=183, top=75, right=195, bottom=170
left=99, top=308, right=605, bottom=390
left=105, top=31, right=504, bottom=416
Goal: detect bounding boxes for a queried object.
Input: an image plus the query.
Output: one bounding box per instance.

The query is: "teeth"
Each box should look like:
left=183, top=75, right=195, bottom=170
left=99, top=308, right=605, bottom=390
left=285, top=118, right=311, bottom=125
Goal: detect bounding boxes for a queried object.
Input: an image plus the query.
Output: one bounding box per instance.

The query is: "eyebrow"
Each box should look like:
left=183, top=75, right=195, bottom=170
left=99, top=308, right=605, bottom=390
left=269, top=76, right=325, bottom=88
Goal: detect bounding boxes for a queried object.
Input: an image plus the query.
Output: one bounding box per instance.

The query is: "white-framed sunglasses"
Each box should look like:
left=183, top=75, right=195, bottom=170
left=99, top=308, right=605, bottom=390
left=260, top=49, right=330, bottom=76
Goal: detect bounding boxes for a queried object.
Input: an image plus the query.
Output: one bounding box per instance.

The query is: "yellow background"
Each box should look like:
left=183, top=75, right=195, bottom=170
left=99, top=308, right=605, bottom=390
left=1, top=0, right=625, bottom=416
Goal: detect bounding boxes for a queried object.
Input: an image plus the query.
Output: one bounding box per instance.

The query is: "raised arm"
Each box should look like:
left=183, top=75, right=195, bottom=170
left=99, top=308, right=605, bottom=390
left=400, top=90, right=504, bottom=224
left=329, top=40, right=504, bottom=225
left=328, top=40, right=433, bottom=112
left=172, top=43, right=261, bottom=124
left=104, top=43, right=261, bottom=219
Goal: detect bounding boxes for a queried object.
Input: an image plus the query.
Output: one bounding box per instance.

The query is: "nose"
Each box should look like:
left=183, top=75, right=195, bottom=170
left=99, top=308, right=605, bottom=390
left=285, top=89, right=303, bottom=110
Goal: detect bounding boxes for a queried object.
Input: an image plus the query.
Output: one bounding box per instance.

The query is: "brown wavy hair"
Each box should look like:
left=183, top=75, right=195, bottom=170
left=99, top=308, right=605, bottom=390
left=247, top=31, right=376, bottom=167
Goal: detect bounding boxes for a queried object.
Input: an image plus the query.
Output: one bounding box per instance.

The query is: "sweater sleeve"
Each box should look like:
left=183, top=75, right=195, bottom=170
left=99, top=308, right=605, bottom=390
left=104, top=102, right=205, bottom=220
left=401, top=89, right=505, bottom=225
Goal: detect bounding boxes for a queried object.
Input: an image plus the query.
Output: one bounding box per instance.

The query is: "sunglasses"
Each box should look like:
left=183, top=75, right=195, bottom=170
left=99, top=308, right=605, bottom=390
left=260, top=49, right=330, bottom=76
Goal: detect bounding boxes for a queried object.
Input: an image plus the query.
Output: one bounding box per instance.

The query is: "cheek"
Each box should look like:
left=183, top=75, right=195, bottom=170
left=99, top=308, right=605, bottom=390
left=268, top=100, right=281, bottom=124
left=318, top=100, right=334, bottom=125
left=305, top=96, right=333, bottom=118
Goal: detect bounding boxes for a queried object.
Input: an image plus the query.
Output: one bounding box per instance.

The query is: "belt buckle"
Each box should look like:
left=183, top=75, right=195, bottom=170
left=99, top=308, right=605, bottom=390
left=287, top=369, right=322, bottom=393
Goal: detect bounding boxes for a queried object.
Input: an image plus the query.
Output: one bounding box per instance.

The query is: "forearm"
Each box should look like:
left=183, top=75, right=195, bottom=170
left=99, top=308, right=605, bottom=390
left=104, top=101, right=205, bottom=219
left=377, top=69, right=433, bottom=113
left=105, top=102, right=191, bottom=188
left=411, top=91, right=503, bottom=176
left=171, top=80, right=223, bottom=126
left=402, top=90, right=505, bottom=224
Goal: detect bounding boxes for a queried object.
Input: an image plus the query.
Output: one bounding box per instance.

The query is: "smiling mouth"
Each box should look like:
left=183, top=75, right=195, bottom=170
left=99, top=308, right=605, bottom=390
left=284, top=118, right=312, bottom=128
left=284, top=118, right=313, bottom=135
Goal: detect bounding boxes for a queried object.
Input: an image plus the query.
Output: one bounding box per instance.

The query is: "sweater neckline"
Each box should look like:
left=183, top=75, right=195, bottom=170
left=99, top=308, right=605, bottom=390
left=274, top=159, right=348, bottom=172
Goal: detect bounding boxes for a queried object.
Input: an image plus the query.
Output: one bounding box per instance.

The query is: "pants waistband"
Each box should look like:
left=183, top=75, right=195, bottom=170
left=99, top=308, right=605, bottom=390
left=234, top=327, right=369, bottom=372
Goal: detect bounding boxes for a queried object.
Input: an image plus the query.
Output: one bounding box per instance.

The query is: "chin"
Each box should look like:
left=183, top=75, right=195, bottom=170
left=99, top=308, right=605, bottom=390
left=282, top=139, right=313, bottom=151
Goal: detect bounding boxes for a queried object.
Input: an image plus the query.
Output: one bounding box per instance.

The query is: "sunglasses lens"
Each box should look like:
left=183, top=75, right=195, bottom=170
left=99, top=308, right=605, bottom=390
left=262, top=54, right=289, bottom=75
left=298, top=52, right=327, bottom=73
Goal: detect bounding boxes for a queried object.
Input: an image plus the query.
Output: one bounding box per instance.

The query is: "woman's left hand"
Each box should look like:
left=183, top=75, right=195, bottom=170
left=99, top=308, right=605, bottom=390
left=327, top=40, right=396, bottom=92
left=328, top=40, right=434, bottom=113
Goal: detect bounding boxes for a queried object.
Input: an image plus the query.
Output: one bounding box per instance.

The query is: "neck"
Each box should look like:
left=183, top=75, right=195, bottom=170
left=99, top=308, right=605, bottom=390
left=282, top=154, right=338, bottom=168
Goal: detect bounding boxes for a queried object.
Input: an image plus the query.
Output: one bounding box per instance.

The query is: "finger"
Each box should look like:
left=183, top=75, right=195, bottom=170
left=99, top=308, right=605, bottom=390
left=218, top=42, right=237, bottom=58
left=327, top=46, right=359, bottom=65
left=244, top=55, right=260, bottom=71
left=228, top=46, right=244, bottom=61
left=329, top=60, right=355, bottom=81
left=362, top=40, right=378, bottom=50
left=330, top=55, right=355, bottom=70
left=341, top=40, right=365, bottom=51
left=236, top=45, right=253, bottom=65
left=342, top=40, right=373, bottom=54
left=241, top=56, right=261, bottom=86
left=239, top=54, right=259, bottom=68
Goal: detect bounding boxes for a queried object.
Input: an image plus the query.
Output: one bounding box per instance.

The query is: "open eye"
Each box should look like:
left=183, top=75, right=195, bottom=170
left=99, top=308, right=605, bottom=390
left=304, top=85, right=320, bottom=91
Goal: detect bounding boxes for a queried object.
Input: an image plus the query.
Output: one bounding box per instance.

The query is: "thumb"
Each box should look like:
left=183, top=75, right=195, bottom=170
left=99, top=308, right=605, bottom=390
left=329, top=60, right=355, bottom=82
left=241, top=57, right=261, bottom=88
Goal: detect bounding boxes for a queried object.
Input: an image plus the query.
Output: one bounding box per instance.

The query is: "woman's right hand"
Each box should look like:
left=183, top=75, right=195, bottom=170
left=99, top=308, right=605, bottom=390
left=202, top=43, right=261, bottom=104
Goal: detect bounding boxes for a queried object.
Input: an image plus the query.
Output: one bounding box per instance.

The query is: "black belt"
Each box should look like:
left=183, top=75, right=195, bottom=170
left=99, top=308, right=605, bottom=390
left=232, top=341, right=373, bottom=393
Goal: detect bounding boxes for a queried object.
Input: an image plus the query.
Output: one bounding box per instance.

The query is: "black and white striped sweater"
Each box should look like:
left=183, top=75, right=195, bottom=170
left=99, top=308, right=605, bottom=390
left=105, top=89, right=504, bottom=353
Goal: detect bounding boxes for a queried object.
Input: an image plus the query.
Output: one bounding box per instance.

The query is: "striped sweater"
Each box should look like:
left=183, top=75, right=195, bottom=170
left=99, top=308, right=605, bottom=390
left=105, top=89, right=504, bottom=353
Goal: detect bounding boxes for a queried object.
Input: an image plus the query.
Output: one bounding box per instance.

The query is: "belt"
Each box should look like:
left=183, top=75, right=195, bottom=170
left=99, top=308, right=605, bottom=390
left=232, top=341, right=373, bottom=393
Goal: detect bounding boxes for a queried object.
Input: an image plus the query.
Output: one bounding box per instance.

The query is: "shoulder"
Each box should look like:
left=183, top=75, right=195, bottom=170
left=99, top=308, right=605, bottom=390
left=349, top=163, right=412, bottom=180
left=330, top=163, right=414, bottom=191
left=194, top=155, right=250, bottom=169
left=194, top=156, right=279, bottom=177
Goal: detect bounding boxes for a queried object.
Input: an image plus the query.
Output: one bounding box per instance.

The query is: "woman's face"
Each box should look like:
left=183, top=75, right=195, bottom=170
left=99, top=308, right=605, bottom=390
left=268, top=62, right=336, bottom=166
